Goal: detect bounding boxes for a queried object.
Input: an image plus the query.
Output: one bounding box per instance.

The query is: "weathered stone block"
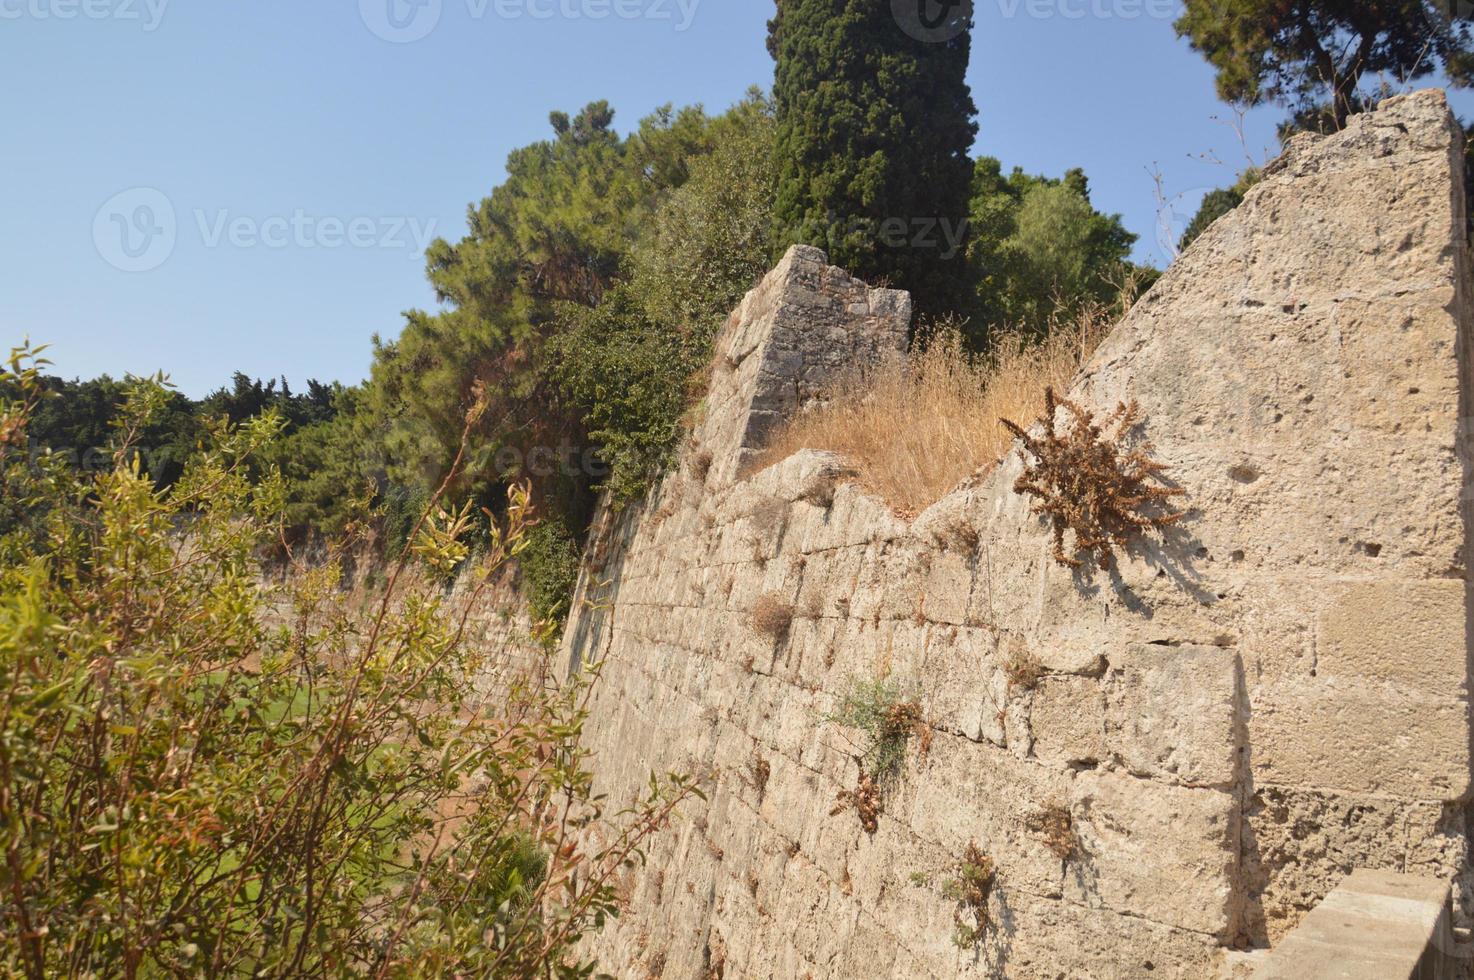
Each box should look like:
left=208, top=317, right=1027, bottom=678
left=1316, top=580, right=1467, bottom=693
left=1069, top=772, right=1240, bottom=938
left=1107, top=643, right=1241, bottom=787
left=1030, top=675, right=1107, bottom=767
left=1250, top=676, right=1470, bottom=799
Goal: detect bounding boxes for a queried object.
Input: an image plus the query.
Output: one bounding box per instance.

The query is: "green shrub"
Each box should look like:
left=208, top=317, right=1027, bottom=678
left=831, top=677, right=926, bottom=787
left=0, top=343, right=695, bottom=979
left=521, top=516, right=582, bottom=627
left=550, top=94, right=777, bottom=504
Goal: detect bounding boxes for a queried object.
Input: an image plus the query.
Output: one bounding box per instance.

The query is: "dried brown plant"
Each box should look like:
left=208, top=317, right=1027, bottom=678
left=1001, top=388, right=1185, bottom=569
left=1003, top=645, right=1045, bottom=692
left=933, top=515, right=980, bottom=556
left=691, top=448, right=714, bottom=483
left=1025, top=803, right=1077, bottom=860
left=745, top=755, right=771, bottom=799
left=945, top=842, right=997, bottom=948
left=798, top=471, right=841, bottom=510
left=831, top=773, right=883, bottom=835
left=749, top=593, right=794, bottom=640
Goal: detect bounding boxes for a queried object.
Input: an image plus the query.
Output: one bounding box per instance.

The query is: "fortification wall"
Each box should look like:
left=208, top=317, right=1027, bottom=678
left=560, top=90, right=1474, bottom=978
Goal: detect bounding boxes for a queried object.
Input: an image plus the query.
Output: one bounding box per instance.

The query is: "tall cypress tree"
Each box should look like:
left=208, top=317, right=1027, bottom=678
left=767, top=0, right=978, bottom=317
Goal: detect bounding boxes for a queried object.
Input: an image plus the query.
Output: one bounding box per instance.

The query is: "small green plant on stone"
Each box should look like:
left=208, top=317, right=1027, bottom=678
left=831, top=677, right=927, bottom=786
left=828, top=677, right=928, bottom=837
left=943, top=842, right=997, bottom=949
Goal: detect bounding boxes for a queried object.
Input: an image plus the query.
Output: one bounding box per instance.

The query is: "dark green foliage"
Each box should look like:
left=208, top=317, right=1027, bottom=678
left=548, top=290, right=691, bottom=503
left=964, top=161, right=1142, bottom=339
left=1176, top=0, right=1474, bottom=130
left=628, top=92, right=778, bottom=337
left=12, top=374, right=199, bottom=487
left=768, top=0, right=978, bottom=316
left=521, top=517, right=582, bottom=627
left=378, top=481, right=432, bottom=558
left=370, top=102, right=716, bottom=502
left=1178, top=169, right=1262, bottom=253
left=553, top=95, right=779, bottom=503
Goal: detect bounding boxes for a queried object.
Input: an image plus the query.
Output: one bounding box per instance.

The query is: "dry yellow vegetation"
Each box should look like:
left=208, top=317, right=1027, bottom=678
left=752, top=306, right=1114, bottom=515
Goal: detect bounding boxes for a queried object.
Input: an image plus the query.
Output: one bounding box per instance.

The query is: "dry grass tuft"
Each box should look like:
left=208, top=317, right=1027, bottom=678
left=1025, top=803, right=1077, bottom=861
left=752, top=307, right=1112, bottom=516
left=1003, top=644, right=1045, bottom=692
left=1001, top=388, right=1185, bottom=570
left=748, top=593, right=794, bottom=640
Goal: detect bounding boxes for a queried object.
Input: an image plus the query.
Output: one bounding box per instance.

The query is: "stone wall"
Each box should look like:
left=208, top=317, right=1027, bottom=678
left=559, top=90, right=1474, bottom=978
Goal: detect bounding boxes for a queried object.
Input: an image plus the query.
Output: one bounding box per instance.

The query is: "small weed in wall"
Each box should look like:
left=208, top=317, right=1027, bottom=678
left=745, top=754, right=771, bottom=800
left=831, top=677, right=929, bottom=786
left=830, top=773, right=883, bottom=835
left=828, top=677, right=929, bottom=834
left=1025, top=803, right=1077, bottom=861
left=798, top=471, right=841, bottom=510
left=1003, top=645, right=1045, bottom=691
left=932, top=515, right=980, bottom=556
left=749, top=593, right=794, bottom=640
left=1001, top=388, right=1185, bottom=570
left=943, top=842, right=997, bottom=949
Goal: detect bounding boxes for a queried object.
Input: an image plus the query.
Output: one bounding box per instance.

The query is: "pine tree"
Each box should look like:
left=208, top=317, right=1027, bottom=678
left=1176, top=1, right=1474, bottom=131
left=767, top=0, right=978, bottom=317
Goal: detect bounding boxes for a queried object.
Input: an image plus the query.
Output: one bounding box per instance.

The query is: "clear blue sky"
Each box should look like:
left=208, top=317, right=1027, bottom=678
left=4, top=1, right=1470, bottom=395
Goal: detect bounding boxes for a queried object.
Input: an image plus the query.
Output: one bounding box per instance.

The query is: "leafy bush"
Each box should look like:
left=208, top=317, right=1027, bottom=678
left=0, top=343, right=694, bottom=978
left=548, top=290, right=692, bottom=503
left=551, top=94, right=778, bottom=504
left=965, top=161, right=1147, bottom=341
left=521, top=516, right=582, bottom=627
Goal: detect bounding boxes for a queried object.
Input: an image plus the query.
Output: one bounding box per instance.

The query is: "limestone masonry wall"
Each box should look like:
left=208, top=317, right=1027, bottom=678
left=559, top=90, right=1474, bottom=978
